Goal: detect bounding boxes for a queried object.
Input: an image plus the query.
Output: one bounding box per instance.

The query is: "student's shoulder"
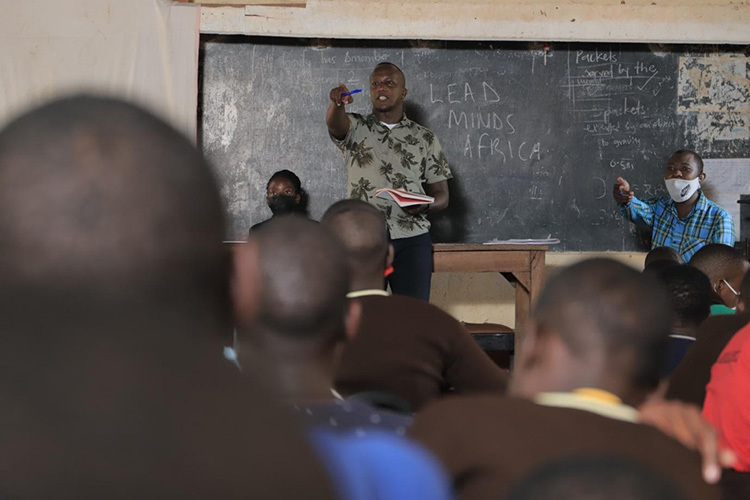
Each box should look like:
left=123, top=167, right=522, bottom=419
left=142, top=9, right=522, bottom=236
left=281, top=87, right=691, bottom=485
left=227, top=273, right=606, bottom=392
left=413, top=395, right=538, bottom=428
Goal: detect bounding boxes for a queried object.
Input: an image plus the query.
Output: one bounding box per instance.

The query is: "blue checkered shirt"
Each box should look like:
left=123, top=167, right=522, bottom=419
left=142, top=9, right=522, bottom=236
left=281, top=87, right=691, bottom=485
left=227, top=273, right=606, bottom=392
left=620, top=191, right=735, bottom=261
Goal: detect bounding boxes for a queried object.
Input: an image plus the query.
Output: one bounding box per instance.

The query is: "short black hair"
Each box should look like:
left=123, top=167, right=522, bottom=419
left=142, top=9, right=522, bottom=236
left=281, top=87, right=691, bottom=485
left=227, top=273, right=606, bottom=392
left=689, top=243, right=746, bottom=283
left=0, top=95, right=229, bottom=325
left=533, top=259, right=672, bottom=391
left=267, top=169, right=302, bottom=193
left=507, top=455, right=685, bottom=500
left=321, top=199, right=389, bottom=281
left=655, top=265, right=712, bottom=328
left=671, top=149, right=704, bottom=174
left=372, top=62, right=406, bottom=86
left=249, top=217, right=350, bottom=346
left=645, top=246, right=683, bottom=268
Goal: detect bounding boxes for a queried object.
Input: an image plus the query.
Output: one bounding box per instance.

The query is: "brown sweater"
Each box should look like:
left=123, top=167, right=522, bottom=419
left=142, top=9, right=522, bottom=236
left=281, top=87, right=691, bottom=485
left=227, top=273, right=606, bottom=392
left=334, top=294, right=508, bottom=411
left=666, top=313, right=750, bottom=407
left=410, top=395, right=719, bottom=500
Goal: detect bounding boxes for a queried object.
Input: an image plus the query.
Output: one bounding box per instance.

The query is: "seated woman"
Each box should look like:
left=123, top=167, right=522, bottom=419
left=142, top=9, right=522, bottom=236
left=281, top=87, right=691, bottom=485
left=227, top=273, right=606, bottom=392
left=250, top=169, right=308, bottom=232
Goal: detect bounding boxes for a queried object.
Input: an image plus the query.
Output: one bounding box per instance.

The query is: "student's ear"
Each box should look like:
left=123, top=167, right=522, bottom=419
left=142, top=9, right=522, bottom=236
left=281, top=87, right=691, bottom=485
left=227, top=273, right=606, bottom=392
left=386, top=243, right=395, bottom=269
left=509, top=320, right=544, bottom=397
left=344, top=299, right=362, bottom=341
left=699, top=172, right=706, bottom=182
left=402, top=87, right=408, bottom=100
left=738, top=298, right=747, bottom=314
left=515, top=320, right=542, bottom=371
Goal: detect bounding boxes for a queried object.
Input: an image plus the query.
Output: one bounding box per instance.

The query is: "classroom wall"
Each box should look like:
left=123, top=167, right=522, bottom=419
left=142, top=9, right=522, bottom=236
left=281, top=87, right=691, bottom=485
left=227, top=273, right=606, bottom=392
left=198, top=3, right=746, bottom=326
left=0, top=0, right=200, bottom=138
left=199, top=1, right=750, bottom=44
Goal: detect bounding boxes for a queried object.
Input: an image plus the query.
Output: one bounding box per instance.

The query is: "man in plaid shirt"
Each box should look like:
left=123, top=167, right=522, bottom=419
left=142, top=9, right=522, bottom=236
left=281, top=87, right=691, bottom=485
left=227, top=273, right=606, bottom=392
left=613, top=150, right=735, bottom=262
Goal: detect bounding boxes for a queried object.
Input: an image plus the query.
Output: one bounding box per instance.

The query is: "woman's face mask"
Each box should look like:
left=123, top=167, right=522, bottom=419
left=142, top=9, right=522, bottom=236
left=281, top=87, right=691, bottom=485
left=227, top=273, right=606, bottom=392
left=267, top=194, right=299, bottom=215
left=664, top=178, right=700, bottom=203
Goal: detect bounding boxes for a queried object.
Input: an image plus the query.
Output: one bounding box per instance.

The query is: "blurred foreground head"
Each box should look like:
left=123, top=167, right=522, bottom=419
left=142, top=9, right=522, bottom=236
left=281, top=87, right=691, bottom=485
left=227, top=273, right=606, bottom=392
left=0, top=96, right=332, bottom=498
left=0, top=95, right=229, bottom=333
left=512, top=258, right=672, bottom=406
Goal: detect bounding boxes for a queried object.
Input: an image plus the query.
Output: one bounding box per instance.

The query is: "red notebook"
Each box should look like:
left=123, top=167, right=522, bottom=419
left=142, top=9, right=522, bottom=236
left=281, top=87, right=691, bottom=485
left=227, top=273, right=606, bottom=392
left=375, top=188, right=434, bottom=207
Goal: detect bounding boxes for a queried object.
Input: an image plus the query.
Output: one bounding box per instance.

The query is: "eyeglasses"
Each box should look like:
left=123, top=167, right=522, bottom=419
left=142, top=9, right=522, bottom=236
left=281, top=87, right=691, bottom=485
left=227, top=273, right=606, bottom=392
left=722, top=279, right=741, bottom=297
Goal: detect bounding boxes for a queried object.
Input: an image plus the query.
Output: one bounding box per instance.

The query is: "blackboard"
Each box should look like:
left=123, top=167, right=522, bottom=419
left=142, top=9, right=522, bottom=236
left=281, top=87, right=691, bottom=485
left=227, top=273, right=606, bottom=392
left=200, top=37, right=750, bottom=251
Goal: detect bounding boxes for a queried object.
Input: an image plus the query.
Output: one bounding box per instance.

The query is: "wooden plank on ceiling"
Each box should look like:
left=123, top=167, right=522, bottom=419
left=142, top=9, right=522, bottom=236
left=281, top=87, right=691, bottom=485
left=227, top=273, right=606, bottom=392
left=181, top=0, right=305, bottom=6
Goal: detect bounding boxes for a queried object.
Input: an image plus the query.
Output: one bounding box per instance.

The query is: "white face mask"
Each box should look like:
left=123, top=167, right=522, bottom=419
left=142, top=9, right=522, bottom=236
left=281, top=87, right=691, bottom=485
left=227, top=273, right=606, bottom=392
left=665, top=178, right=700, bottom=203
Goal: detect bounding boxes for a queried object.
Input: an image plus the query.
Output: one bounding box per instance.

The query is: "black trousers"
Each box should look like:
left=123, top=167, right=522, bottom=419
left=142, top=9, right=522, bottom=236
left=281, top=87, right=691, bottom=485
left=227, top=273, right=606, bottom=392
left=387, top=232, right=433, bottom=302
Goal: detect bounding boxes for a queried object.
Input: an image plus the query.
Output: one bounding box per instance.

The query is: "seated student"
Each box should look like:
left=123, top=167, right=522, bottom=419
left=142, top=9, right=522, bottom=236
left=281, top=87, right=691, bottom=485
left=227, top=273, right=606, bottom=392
left=689, top=243, right=749, bottom=315
left=320, top=199, right=508, bottom=411
left=654, top=265, right=712, bottom=377
left=409, top=259, right=721, bottom=500
left=234, top=216, right=452, bottom=500
left=0, top=96, right=334, bottom=498
left=249, top=169, right=308, bottom=232
left=703, top=311, right=750, bottom=498
left=666, top=271, right=750, bottom=407
left=236, top=216, right=412, bottom=435
left=613, top=150, right=734, bottom=262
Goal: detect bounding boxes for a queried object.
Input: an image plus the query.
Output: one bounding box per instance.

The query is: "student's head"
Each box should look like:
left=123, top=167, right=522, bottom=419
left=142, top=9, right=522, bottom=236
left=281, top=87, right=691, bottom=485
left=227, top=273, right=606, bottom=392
left=689, top=243, right=749, bottom=309
left=266, top=169, right=304, bottom=216
left=0, top=95, right=229, bottom=332
left=237, top=217, right=360, bottom=356
left=511, top=259, right=672, bottom=405
left=507, top=455, right=685, bottom=500
left=370, top=62, right=407, bottom=114
left=0, top=96, right=338, bottom=497
left=645, top=246, right=683, bottom=269
left=664, top=150, right=704, bottom=181
left=654, top=265, right=712, bottom=332
left=321, top=199, right=393, bottom=289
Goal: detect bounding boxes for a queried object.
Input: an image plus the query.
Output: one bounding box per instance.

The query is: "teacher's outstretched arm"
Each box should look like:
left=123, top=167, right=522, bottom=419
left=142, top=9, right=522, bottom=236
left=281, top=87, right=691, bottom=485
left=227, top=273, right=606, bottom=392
left=326, top=83, right=352, bottom=141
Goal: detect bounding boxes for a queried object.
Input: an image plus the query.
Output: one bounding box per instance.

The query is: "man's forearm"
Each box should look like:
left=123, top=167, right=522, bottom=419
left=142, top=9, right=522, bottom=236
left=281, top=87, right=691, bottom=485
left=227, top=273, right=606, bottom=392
left=326, top=103, right=349, bottom=140
left=425, top=181, right=449, bottom=213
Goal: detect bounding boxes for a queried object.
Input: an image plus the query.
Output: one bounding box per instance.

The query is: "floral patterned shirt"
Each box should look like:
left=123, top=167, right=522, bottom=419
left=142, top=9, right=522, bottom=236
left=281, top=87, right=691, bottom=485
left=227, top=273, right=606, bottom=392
left=331, top=113, right=452, bottom=240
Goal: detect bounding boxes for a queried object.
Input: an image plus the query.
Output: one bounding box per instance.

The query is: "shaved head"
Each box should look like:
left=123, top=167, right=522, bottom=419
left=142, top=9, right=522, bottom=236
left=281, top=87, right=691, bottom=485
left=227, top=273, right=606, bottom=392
left=532, top=259, right=672, bottom=390
left=689, top=243, right=746, bottom=283
left=248, top=217, right=350, bottom=346
left=0, top=95, right=228, bottom=327
left=373, top=62, right=406, bottom=86
left=321, top=199, right=389, bottom=284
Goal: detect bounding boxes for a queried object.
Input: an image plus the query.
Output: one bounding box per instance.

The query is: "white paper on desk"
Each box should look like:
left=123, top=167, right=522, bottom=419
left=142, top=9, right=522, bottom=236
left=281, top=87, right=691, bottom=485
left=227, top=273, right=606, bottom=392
left=701, top=158, right=750, bottom=231
left=483, top=238, right=560, bottom=245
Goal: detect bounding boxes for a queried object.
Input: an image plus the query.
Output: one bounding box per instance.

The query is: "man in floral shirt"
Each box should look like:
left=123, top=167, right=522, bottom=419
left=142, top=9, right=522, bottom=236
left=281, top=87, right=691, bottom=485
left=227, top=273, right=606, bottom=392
left=327, top=62, right=452, bottom=301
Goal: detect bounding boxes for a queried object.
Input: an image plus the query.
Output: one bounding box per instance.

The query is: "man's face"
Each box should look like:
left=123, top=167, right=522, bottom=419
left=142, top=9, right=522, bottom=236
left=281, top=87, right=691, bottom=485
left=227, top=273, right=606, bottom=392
left=664, top=152, right=703, bottom=181
left=369, top=65, right=407, bottom=114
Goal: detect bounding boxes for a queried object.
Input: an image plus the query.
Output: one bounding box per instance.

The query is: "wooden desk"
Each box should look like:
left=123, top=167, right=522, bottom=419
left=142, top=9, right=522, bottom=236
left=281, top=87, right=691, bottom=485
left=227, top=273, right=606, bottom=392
left=432, top=243, right=548, bottom=349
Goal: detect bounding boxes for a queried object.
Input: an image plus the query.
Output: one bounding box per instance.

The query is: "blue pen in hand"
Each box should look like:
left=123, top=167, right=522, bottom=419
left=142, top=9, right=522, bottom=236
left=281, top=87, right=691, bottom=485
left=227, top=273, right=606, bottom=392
left=341, top=89, right=362, bottom=98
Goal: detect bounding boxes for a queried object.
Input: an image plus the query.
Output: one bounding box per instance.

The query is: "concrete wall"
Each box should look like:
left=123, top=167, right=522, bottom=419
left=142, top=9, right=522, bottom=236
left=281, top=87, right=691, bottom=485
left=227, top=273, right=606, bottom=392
left=200, top=1, right=750, bottom=44
left=197, top=1, right=742, bottom=326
